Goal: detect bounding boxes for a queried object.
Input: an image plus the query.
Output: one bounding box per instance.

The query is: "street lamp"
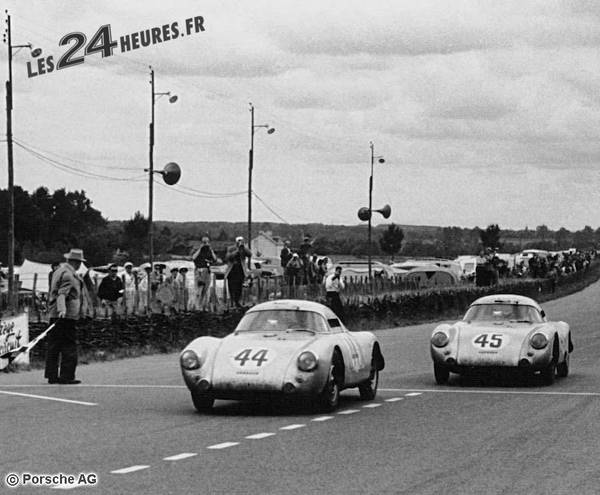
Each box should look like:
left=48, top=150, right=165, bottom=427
left=147, top=66, right=178, bottom=274
left=4, top=11, right=42, bottom=312
left=357, top=141, right=391, bottom=292
left=248, top=103, right=275, bottom=267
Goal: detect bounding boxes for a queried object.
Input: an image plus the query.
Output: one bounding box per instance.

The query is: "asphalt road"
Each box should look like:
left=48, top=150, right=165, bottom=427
left=2, top=282, right=600, bottom=494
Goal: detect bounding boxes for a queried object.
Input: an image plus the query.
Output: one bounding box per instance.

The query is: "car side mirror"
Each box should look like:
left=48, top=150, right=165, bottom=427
left=540, top=310, right=546, bottom=319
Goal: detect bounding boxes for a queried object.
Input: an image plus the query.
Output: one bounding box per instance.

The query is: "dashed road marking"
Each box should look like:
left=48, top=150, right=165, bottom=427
left=312, top=416, right=334, bottom=422
left=207, top=442, right=239, bottom=450
left=163, top=453, right=198, bottom=461
left=337, top=409, right=360, bottom=415
left=385, top=397, right=404, bottom=402
left=0, top=390, right=97, bottom=406
left=280, top=424, right=306, bottom=430
left=380, top=388, right=600, bottom=398
left=405, top=392, right=422, bottom=397
left=50, top=484, right=79, bottom=490
left=362, top=403, right=382, bottom=408
left=245, top=432, right=276, bottom=440
left=110, top=465, right=150, bottom=474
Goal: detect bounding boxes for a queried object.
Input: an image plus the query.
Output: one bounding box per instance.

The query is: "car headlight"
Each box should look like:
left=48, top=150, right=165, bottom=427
left=181, top=350, right=201, bottom=370
left=530, top=333, right=548, bottom=350
left=431, top=332, right=449, bottom=348
left=297, top=351, right=318, bottom=372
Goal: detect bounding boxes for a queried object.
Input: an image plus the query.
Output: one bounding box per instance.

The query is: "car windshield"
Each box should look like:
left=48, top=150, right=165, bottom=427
left=463, top=304, right=543, bottom=323
left=236, top=309, right=329, bottom=333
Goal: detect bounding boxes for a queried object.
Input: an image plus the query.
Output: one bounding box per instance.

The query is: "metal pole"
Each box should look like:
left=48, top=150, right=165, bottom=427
left=5, top=12, right=15, bottom=312
left=248, top=104, right=254, bottom=269
left=148, top=68, right=155, bottom=310
left=368, top=142, right=374, bottom=293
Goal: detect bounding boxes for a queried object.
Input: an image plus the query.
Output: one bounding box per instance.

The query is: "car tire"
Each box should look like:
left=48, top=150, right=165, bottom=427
left=540, top=361, right=556, bottom=385
left=318, top=353, right=342, bottom=412
left=191, top=391, right=214, bottom=412
left=434, top=363, right=450, bottom=385
left=557, top=352, right=570, bottom=378
left=358, top=365, right=379, bottom=401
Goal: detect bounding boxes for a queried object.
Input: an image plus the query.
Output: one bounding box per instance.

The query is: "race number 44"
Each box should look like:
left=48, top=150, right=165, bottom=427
left=474, top=333, right=503, bottom=348
left=234, top=349, right=269, bottom=367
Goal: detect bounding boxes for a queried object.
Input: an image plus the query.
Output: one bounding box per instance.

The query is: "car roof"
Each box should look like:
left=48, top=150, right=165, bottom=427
left=247, top=299, right=340, bottom=319
left=470, top=294, right=541, bottom=310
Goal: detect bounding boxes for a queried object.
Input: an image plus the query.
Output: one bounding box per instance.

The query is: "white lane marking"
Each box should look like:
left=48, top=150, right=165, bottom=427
left=110, top=465, right=150, bottom=474
left=337, top=409, right=360, bottom=415
left=312, top=416, right=334, bottom=422
left=405, top=392, right=422, bottom=397
left=280, top=424, right=306, bottom=430
left=51, top=484, right=79, bottom=490
left=385, top=397, right=404, bottom=402
left=0, top=390, right=97, bottom=406
left=246, top=432, right=276, bottom=440
left=163, top=453, right=198, bottom=461
left=0, top=384, right=187, bottom=389
left=207, top=442, right=239, bottom=450
left=362, top=403, right=382, bottom=408
left=379, top=388, right=600, bottom=398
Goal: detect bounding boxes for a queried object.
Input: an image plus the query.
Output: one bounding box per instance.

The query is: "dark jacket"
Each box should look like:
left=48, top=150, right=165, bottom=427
left=98, top=275, right=124, bottom=301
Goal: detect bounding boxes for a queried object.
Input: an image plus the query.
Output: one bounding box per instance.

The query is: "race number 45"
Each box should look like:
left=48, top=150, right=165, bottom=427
left=473, top=333, right=503, bottom=348
left=234, top=349, right=269, bottom=367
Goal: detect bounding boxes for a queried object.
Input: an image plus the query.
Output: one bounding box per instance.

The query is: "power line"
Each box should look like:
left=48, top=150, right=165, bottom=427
left=13, top=140, right=146, bottom=182
left=252, top=191, right=290, bottom=224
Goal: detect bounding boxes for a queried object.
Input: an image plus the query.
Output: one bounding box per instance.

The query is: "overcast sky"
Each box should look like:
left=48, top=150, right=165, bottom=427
left=1, top=1, right=599, bottom=230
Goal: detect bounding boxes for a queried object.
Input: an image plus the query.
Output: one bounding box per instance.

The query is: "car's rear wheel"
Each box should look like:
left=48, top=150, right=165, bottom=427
left=191, top=391, right=214, bottom=412
left=434, top=363, right=450, bottom=385
left=557, top=352, right=570, bottom=378
left=358, top=365, right=379, bottom=401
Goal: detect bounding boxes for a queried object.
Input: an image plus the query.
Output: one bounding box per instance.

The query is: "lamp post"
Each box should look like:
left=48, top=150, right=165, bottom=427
left=248, top=103, right=275, bottom=268
left=368, top=141, right=385, bottom=286
left=4, top=11, right=41, bottom=312
left=147, top=67, right=177, bottom=271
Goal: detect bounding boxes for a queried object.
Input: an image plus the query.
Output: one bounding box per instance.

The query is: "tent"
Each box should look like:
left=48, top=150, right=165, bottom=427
left=16, top=259, right=90, bottom=294
left=403, top=266, right=459, bottom=287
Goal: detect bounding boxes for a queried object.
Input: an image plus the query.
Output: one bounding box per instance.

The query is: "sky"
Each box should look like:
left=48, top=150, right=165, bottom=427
left=1, top=0, right=599, bottom=231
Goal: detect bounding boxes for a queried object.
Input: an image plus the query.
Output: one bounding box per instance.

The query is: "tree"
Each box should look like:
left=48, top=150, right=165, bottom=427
left=121, top=211, right=149, bottom=262
left=379, top=224, right=404, bottom=261
left=480, top=224, right=501, bottom=251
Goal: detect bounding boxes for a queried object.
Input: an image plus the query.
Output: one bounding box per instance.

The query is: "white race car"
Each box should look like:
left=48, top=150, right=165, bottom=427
left=430, top=294, right=572, bottom=385
left=180, top=299, right=385, bottom=412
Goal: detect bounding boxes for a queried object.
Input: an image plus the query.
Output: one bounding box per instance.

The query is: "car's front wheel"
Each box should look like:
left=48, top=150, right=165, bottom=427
left=434, top=363, right=450, bottom=385
left=318, top=353, right=342, bottom=412
left=191, top=391, right=215, bottom=412
left=358, top=365, right=379, bottom=401
left=540, top=361, right=556, bottom=385
left=557, top=352, right=570, bottom=378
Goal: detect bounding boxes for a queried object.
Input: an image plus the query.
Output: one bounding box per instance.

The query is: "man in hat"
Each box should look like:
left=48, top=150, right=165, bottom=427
left=225, top=236, right=252, bottom=308
left=192, top=236, right=218, bottom=311
left=137, top=263, right=152, bottom=312
left=121, top=262, right=137, bottom=314
left=45, top=248, right=85, bottom=384
left=98, top=263, right=124, bottom=316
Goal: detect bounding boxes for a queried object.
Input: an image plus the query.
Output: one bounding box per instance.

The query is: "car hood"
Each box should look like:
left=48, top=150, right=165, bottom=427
left=455, top=321, right=540, bottom=366
left=210, top=331, right=319, bottom=390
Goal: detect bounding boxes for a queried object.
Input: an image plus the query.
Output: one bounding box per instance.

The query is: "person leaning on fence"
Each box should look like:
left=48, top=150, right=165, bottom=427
left=97, top=263, right=124, bottom=316
left=192, top=236, right=218, bottom=311
left=225, top=236, right=252, bottom=308
left=45, top=248, right=86, bottom=385
left=325, top=265, right=346, bottom=323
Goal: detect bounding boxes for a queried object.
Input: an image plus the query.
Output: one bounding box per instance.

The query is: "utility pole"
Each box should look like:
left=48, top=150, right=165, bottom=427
left=5, top=12, right=15, bottom=311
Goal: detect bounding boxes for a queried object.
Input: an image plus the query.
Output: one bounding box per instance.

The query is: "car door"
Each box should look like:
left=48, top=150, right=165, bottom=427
left=328, top=317, right=364, bottom=383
